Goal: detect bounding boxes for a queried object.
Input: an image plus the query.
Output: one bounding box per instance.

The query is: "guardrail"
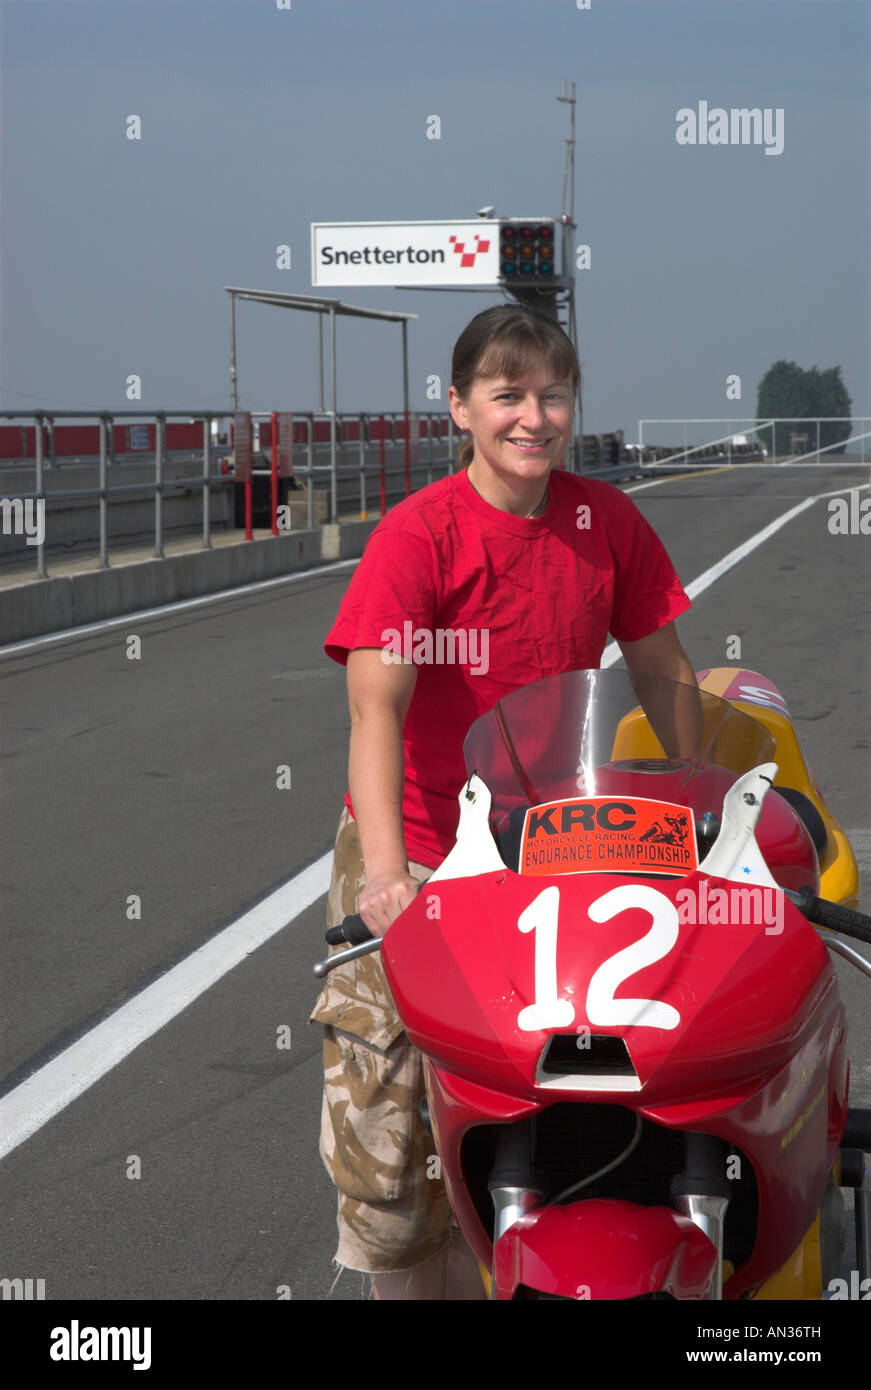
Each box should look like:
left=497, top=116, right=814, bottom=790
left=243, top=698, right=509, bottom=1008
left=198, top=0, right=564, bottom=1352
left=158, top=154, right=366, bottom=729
left=0, top=409, right=465, bottom=578
left=248, top=411, right=457, bottom=527
left=638, top=418, right=870, bottom=467
left=0, top=411, right=233, bottom=580
left=0, top=408, right=682, bottom=580
left=240, top=418, right=634, bottom=522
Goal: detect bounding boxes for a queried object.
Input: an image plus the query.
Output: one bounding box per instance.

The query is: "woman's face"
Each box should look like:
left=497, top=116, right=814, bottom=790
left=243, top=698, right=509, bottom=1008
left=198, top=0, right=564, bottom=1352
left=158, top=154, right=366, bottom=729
left=448, top=365, right=575, bottom=484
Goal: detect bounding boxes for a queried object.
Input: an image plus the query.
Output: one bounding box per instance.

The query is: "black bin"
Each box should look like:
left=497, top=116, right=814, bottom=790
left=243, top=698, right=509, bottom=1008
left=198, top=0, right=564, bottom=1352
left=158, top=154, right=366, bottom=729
left=233, top=453, right=300, bottom=528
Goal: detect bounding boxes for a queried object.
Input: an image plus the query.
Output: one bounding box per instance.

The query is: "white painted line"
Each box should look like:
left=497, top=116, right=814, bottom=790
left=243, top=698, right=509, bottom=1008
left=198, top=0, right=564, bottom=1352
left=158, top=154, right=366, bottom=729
left=623, top=472, right=715, bottom=494
left=0, top=558, right=361, bottom=659
left=0, top=852, right=333, bottom=1161
left=680, top=494, right=818, bottom=601
left=624, top=469, right=871, bottom=495
left=601, top=483, right=870, bottom=667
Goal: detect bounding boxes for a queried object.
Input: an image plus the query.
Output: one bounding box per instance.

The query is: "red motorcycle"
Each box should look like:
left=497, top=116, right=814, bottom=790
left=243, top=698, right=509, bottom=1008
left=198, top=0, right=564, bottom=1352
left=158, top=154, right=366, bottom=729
left=315, top=667, right=871, bottom=1300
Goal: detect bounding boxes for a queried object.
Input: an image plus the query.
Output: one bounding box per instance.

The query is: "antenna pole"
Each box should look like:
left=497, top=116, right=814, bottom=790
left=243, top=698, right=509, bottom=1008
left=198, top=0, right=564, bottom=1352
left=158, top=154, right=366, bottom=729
left=556, top=79, right=582, bottom=470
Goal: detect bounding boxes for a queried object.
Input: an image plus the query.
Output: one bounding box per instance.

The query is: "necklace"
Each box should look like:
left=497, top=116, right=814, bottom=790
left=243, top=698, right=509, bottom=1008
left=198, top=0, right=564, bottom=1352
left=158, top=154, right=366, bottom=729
left=466, top=468, right=549, bottom=519
left=525, top=487, right=549, bottom=519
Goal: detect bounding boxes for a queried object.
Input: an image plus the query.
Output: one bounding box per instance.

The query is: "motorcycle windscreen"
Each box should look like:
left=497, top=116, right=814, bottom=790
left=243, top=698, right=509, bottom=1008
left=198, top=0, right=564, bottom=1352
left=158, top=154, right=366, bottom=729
left=462, top=668, right=775, bottom=875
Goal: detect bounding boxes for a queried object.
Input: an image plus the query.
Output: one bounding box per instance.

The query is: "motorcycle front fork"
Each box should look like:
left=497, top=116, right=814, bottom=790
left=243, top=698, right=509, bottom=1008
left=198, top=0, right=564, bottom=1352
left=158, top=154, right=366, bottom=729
left=488, top=1119, right=543, bottom=1299
left=671, top=1133, right=731, bottom=1299
left=488, top=1123, right=731, bottom=1300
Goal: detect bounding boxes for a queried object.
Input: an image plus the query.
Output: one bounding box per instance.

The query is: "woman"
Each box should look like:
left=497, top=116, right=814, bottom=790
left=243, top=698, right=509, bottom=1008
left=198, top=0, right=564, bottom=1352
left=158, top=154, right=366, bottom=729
left=309, top=305, right=697, bottom=1299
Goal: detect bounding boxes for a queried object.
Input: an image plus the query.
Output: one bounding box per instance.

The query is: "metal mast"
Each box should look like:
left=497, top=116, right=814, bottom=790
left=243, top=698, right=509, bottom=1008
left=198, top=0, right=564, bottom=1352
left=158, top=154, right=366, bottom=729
left=557, top=78, right=583, bottom=471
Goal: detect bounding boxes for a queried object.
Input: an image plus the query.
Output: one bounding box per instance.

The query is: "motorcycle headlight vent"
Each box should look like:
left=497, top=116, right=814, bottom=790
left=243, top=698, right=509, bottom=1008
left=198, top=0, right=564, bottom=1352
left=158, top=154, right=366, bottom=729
left=535, top=1033, right=641, bottom=1092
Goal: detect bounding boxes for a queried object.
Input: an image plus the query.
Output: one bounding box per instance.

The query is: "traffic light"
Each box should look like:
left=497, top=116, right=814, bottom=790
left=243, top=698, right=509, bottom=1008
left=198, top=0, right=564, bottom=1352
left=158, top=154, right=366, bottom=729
left=499, top=220, right=557, bottom=282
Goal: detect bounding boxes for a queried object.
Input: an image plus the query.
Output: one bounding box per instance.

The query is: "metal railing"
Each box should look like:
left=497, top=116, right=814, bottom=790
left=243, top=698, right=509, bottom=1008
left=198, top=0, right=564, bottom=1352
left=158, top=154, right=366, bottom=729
left=0, top=409, right=463, bottom=578
left=0, top=411, right=231, bottom=580
left=229, top=410, right=461, bottom=530
left=291, top=411, right=455, bottom=523
left=638, top=418, right=870, bottom=468
left=0, top=408, right=644, bottom=580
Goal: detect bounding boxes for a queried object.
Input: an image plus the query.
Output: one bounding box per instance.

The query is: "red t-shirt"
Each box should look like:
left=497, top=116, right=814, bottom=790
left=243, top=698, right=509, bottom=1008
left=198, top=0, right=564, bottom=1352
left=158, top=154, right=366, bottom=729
left=324, top=466, right=691, bottom=867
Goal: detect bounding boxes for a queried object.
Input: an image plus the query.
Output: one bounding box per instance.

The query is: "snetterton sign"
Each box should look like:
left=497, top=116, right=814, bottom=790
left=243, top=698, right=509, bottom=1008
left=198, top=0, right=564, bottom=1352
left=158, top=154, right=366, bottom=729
left=311, top=220, right=500, bottom=287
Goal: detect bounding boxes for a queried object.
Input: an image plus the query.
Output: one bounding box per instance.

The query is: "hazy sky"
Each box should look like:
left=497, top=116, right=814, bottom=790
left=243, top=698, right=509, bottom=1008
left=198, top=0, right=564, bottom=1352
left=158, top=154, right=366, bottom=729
left=1, top=0, right=869, bottom=443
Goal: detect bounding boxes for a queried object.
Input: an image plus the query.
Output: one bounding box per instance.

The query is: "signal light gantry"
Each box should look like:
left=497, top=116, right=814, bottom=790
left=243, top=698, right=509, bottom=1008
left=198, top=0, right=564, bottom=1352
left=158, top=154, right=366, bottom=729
left=499, top=221, right=556, bottom=280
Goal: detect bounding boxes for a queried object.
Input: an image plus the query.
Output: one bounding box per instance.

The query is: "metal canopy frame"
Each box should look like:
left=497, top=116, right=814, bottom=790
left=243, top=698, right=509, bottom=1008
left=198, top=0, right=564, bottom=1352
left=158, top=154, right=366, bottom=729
left=224, top=286, right=418, bottom=520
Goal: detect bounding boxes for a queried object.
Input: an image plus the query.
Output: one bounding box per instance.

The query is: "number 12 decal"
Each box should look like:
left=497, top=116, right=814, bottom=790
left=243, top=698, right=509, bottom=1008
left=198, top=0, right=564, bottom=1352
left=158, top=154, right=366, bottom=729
left=516, top=883, right=681, bottom=1033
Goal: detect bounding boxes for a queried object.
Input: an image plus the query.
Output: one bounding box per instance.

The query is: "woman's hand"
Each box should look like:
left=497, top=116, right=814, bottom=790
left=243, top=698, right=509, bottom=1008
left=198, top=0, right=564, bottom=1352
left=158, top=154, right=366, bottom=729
left=357, top=869, right=421, bottom=938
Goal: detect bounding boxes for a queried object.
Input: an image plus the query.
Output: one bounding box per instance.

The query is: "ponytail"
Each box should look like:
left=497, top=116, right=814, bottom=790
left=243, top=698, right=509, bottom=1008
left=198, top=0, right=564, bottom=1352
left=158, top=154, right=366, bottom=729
left=456, top=434, right=474, bottom=470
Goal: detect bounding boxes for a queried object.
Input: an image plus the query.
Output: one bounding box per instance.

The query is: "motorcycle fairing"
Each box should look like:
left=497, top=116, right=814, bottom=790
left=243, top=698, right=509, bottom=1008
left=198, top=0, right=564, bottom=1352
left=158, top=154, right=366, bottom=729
left=492, top=1199, right=719, bottom=1300
left=382, top=858, right=834, bottom=1107
left=434, top=761, right=819, bottom=897
left=390, top=676, right=856, bottom=1301
left=423, top=1007, right=847, bottom=1299
left=694, top=668, right=860, bottom=908
left=383, top=758, right=847, bottom=1299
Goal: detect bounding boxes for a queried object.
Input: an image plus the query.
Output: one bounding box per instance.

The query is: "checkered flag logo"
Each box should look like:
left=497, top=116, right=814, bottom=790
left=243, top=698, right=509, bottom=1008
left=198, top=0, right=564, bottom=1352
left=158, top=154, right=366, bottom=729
left=449, top=233, right=491, bottom=268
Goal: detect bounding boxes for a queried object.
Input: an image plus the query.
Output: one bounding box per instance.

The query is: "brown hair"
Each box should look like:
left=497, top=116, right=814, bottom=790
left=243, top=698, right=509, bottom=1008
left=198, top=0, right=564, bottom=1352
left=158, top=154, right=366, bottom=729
left=451, top=305, right=581, bottom=469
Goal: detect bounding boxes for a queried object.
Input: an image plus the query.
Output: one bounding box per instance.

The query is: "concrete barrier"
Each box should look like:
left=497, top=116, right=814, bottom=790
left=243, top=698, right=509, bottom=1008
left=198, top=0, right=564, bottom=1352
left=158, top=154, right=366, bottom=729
left=0, top=520, right=379, bottom=646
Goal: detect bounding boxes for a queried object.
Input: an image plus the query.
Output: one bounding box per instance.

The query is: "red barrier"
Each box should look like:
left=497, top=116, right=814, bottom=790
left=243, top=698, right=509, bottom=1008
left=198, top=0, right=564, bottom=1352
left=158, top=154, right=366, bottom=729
left=53, top=426, right=100, bottom=456
left=165, top=423, right=205, bottom=450
left=379, top=415, right=386, bottom=514
left=0, top=414, right=453, bottom=466
left=271, top=411, right=279, bottom=536
left=0, top=426, right=30, bottom=459
left=0, top=421, right=209, bottom=461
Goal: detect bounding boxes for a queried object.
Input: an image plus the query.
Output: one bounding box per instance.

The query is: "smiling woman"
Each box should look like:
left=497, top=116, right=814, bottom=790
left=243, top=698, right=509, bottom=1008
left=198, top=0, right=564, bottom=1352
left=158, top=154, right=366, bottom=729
left=448, top=306, right=580, bottom=517
left=309, top=301, right=696, bottom=1301
left=450, top=369, right=574, bottom=518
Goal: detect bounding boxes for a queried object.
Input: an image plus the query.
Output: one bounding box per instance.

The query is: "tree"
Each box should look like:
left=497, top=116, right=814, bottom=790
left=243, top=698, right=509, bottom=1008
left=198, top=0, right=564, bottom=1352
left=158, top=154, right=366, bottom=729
left=755, top=360, right=852, bottom=457
left=811, top=366, right=852, bottom=454
left=755, top=361, right=807, bottom=456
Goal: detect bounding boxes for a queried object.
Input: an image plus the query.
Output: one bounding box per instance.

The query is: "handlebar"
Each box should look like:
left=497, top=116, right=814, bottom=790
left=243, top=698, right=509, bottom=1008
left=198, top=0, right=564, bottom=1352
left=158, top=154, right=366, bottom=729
left=324, top=914, right=375, bottom=947
left=785, top=887, right=871, bottom=945
left=314, top=913, right=381, bottom=978
left=313, top=892, right=871, bottom=981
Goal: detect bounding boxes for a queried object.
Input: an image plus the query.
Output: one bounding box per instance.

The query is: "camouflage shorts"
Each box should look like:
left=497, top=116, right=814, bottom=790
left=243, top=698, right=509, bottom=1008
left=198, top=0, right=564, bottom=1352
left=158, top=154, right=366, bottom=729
left=308, top=807, right=452, bottom=1274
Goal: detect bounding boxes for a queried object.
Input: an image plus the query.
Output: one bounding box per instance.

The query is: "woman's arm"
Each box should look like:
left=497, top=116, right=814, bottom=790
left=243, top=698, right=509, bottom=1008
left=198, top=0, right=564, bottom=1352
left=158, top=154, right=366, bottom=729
left=346, top=646, right=420, bottom=936
left=617, top=622, right=704, bottom=760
